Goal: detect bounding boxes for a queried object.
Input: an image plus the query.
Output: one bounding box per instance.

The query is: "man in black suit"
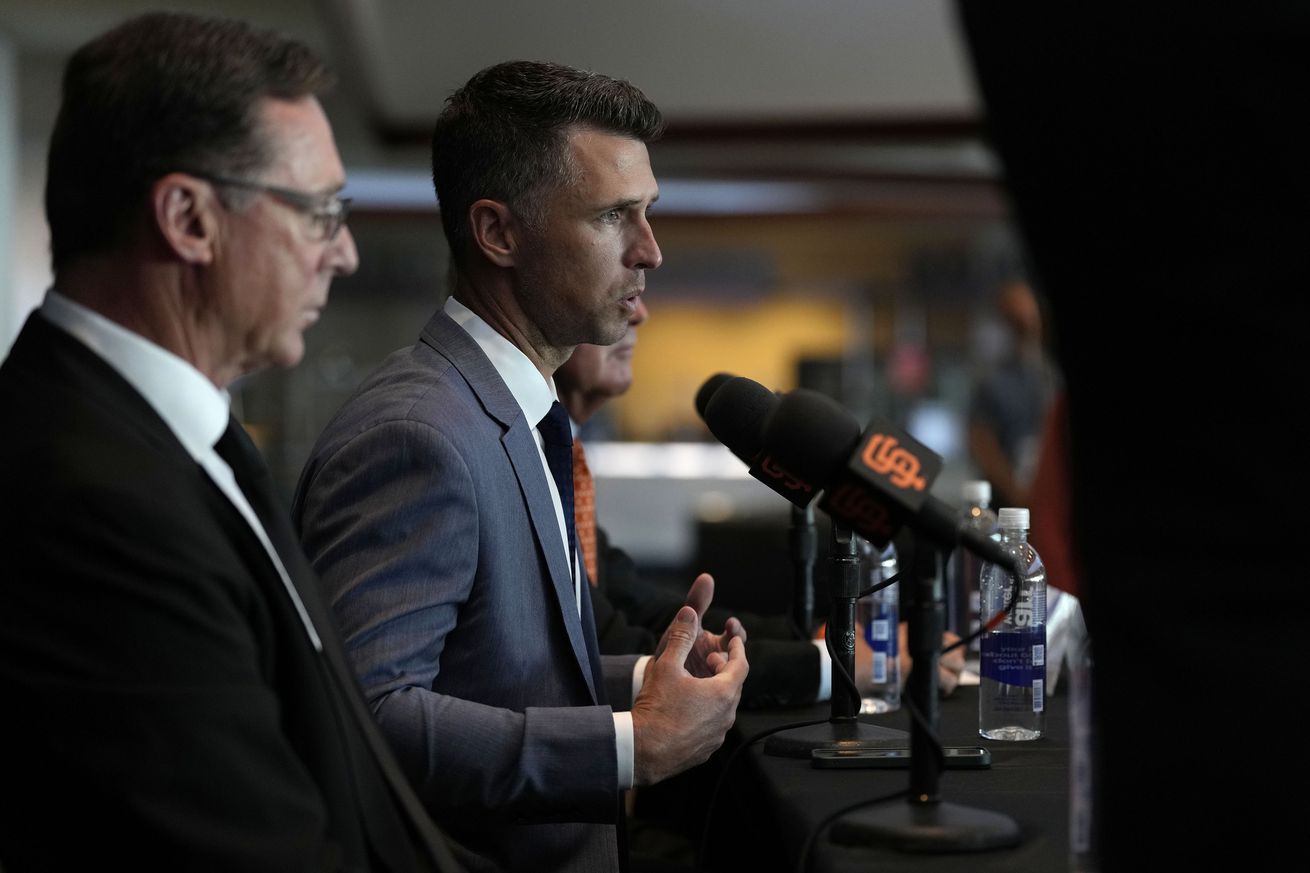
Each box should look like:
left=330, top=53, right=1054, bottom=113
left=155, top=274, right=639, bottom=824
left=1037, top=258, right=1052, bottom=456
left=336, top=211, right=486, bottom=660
left=0, top=12, right=460, bottom=871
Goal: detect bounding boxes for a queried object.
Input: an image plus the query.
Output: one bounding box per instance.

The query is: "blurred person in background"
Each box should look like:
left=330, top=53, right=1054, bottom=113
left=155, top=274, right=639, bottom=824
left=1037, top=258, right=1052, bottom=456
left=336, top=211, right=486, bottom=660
left=966, top=277, right=1062, bottom=510
left=1026, top=390, right=1080, bottom=599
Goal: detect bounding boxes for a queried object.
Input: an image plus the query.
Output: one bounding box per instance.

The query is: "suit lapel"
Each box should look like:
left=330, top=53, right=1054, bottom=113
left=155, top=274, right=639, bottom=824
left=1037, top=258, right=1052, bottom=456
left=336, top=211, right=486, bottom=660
left=421, top=311, right=600, bottom=703
left=503, top=418, right=599, bottom=701
left=576, top=565, right=608, bottom=702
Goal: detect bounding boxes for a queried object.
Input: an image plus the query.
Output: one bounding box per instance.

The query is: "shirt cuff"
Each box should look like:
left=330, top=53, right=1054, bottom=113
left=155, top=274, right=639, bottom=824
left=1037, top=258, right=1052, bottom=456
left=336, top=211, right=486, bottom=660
left=613, top=711, right=635, bottom=790
left=813, top=639, right=832, bottom=702
left=632, top=654, right=652, bottom=699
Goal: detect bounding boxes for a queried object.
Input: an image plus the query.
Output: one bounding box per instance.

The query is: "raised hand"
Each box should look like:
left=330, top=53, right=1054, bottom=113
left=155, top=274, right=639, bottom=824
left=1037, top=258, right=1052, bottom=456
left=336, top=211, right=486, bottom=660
left=653, top=573, right=746, bottom=678
left=632, top=605, right=748, bottom=786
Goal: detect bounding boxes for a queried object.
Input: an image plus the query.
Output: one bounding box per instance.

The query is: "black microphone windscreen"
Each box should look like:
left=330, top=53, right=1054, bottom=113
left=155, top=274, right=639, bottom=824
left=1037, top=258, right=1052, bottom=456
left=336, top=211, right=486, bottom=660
left=761, top=388, right=863, bottom=484
left=694, top=372, right=737, bottom=419
left=702, top=376, right=779, bottom=463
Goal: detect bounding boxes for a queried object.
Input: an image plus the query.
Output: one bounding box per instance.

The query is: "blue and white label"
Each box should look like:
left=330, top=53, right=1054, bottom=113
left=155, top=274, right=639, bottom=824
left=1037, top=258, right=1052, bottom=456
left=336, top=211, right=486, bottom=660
left=980, top=626, right=1046, bottom=687
left=872, top=651, right=888, bottom=683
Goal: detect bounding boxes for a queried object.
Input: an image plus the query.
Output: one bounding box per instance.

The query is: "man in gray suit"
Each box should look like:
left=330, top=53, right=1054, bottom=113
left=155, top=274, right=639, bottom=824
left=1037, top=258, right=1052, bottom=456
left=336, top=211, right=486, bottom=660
left=292, top=61, right=748, bottom=872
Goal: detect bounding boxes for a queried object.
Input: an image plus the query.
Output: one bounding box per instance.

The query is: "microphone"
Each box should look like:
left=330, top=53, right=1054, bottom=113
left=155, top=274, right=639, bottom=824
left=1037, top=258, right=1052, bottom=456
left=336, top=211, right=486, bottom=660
left=698, top=375, right=818, bottom=508
left=699, top=375, right=773, bottom=463
left=761, top=388, right=1020, bottom=572
left=698, top=373, right=821, bottom=637
left=694, top=371, right=736, bottom=420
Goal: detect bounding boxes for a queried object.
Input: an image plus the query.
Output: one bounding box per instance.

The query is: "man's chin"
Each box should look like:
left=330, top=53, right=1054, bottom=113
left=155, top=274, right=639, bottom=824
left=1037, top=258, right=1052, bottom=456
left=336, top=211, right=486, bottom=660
left=269, top=337, right=307, bottom=371
left=591, top=320, right=630, bottom=347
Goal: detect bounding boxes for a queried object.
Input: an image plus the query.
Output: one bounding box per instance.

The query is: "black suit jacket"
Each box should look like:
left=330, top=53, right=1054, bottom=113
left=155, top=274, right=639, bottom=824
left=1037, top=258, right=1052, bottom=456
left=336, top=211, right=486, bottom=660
left=590, top=528, right=819, bottom=709
left=0, top=312, right=460, bottom=872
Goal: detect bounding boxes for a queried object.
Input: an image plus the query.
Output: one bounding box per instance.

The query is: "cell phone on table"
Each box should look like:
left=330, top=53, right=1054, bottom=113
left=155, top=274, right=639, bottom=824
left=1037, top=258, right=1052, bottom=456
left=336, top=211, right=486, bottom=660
left=810, top=746, right=991, bottom=770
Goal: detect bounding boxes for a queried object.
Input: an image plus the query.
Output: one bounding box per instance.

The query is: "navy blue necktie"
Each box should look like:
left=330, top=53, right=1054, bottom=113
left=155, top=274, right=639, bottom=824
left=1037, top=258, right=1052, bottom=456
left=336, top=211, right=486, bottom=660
left=537, top=401, right=577, bottom=583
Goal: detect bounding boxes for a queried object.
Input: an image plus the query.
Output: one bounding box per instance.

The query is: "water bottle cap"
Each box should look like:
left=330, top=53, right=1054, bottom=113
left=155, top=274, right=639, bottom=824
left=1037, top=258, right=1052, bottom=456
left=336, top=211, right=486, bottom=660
left=998, top=507, right=1030, bottom=529
left=961, top=480, right=991, bottom=504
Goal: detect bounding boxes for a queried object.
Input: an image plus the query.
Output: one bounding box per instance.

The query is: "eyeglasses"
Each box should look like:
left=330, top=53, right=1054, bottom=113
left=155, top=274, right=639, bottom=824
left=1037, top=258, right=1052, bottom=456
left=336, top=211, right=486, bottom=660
left=191, top=172, right=352, bottom=241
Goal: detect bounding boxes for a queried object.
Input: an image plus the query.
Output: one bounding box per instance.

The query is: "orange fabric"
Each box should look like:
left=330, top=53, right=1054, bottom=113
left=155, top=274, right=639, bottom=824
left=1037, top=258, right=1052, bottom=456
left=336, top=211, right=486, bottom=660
left=572, top=439, right=599, bottom=586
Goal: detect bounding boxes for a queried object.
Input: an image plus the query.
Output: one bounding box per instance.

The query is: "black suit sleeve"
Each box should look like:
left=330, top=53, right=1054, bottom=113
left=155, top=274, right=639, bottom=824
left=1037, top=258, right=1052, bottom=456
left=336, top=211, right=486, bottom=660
left=593, top=528, right=820, bottom=708
left=591, top=538, right=659, bottom=656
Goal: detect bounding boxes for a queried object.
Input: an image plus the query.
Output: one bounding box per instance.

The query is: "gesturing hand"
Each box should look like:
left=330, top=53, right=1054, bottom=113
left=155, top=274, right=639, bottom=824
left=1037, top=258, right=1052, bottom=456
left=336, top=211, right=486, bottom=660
left=653, top=573, right=747, bottom=678
left=632, top=605, right=748, bottom=786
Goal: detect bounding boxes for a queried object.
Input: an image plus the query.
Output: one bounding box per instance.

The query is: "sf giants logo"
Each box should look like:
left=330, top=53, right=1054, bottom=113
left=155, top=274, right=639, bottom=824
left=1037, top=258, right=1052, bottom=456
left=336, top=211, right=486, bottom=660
left=826, top=482, right=894, bottom=539
left=860, top=434, right=927, bottom=492
left=758, top=455, right=813, bottom=494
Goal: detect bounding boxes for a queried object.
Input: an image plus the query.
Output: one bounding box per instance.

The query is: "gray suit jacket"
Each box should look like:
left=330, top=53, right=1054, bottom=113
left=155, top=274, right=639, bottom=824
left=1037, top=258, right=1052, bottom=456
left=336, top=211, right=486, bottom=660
left=292, top=309, right=640, bottom=873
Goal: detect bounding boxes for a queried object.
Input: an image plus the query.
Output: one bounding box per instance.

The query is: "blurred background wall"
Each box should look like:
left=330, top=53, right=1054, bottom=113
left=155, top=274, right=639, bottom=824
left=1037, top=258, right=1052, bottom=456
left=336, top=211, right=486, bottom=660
left=0, top=0, right=1042, bottom=584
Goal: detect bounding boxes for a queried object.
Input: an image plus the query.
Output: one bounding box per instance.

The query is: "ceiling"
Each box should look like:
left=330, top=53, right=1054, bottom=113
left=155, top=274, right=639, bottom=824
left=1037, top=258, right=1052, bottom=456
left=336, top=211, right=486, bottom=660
left=0, top=0, right=1006, bottom=217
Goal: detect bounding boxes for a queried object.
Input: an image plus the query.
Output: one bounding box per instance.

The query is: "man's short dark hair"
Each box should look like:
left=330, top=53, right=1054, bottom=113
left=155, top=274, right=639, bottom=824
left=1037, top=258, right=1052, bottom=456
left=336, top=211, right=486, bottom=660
left=430, top=60, right=665, bottom=272
left=45, top=11, right=334, bottom=272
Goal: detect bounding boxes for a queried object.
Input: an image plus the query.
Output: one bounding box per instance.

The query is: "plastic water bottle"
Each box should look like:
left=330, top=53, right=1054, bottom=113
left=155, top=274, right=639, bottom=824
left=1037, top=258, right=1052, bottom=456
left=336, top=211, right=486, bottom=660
left=978, top=507, right=1046, bottom=740
left=857, top=536, right=900, bottom=714
left=950, top=480, right=998, bottom=665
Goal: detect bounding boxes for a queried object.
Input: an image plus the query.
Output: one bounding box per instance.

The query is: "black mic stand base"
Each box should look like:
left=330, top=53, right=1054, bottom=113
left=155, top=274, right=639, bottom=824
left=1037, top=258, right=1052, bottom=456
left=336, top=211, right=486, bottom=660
left=767, top=523, right=908, bottom=758
left=827, top=535, right=1020, bottom=853
left=762, top=717, right=907, bottom=758
left=829, top=800, right=1021, bottom=852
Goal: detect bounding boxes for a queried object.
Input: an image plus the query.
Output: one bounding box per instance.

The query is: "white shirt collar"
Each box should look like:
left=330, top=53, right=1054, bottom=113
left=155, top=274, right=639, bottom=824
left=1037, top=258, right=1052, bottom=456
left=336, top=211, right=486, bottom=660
left=443, top=295, right=557, bottom=426
left=40, top=289, right=231, bottom=456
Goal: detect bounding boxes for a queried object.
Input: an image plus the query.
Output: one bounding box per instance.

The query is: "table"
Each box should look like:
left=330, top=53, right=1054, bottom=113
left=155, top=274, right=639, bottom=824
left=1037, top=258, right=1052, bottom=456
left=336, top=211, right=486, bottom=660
left=692, top=684, right=1071, bottom=872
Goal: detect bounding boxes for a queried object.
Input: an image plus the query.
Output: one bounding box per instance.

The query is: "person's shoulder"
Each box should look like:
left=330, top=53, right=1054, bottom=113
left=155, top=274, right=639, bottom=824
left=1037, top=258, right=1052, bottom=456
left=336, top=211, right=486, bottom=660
left=303, top=340, right=516, bottom=491
left=325, top=340, right=475, bottom=429
left=6, top=396, right=225, bottom=561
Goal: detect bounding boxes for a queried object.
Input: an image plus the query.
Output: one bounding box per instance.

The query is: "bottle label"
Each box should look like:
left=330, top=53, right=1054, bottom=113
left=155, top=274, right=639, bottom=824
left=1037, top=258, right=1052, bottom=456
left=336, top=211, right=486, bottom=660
left=862, top=592, right=898, bottom=690
left=872, top=650, right=888, bottom=684
left=980, top=627, right=1046, bottom=697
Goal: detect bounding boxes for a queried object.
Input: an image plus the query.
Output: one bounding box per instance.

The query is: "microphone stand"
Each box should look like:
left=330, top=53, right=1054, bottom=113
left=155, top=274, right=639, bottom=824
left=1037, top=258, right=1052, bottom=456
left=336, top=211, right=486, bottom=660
left=827, top=534, right=1020, bottom=851
left=763, top=522, right=907, bottom=757
left=789, top=503, right=817, bottom=638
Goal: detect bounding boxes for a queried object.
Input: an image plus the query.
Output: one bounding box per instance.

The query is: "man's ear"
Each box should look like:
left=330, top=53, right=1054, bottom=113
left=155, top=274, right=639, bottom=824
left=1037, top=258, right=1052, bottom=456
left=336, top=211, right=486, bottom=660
left=468, top=199, right=518, bottom=268
left=151, top=173, right=219, bottom=265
